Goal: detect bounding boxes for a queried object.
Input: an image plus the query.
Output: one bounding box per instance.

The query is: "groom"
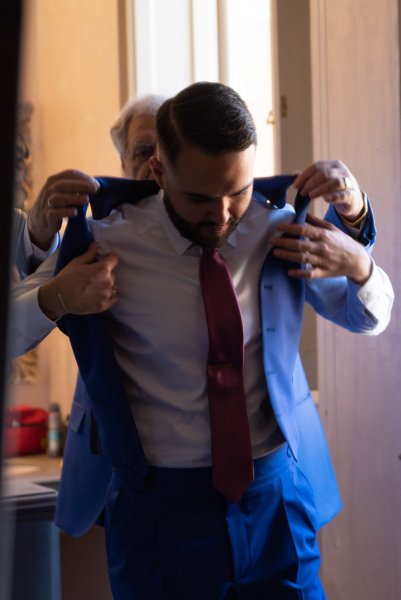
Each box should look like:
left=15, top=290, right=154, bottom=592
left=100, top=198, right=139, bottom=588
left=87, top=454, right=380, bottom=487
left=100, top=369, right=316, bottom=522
left=17, top=82, right=393, bottom=599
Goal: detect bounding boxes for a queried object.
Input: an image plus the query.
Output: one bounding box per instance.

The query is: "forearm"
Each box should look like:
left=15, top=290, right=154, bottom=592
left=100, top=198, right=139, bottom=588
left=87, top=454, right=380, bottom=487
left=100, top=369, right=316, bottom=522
left=8, top=287, right=57, bottom=358
left=325, top=196, right=376, bottom=249
left=9, top=253, right=59, bottom=357
left=306, top=261, right=394, bottom=335
left=17, top=219, right=60, bottom=278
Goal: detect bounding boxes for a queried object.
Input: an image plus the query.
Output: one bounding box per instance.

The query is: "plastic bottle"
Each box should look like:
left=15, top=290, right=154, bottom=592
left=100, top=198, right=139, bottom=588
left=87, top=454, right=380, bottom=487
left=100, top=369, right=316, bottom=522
left=47, top=402, right=62, bottom=457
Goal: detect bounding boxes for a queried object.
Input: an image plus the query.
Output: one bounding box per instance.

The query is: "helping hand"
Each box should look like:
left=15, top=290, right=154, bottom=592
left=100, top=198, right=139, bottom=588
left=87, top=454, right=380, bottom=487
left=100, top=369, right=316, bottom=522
left=27, top=169, right=100, bottom=250
left=271, top=213, right=372, bottom=284
left=293, top=160, right=365, bottom=220
left=38, top=243, right=119, bottom=321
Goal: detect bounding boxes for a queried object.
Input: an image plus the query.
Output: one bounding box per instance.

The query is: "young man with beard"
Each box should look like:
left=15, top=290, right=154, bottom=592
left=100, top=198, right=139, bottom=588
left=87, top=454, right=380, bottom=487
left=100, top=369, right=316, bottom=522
left=13, top=82, right=393, bottom=599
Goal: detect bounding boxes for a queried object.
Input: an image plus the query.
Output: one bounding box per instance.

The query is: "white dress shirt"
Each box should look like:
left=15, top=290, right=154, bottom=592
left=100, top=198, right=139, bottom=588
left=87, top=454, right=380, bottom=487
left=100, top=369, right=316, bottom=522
left=10, top=192, right=394, bottom=467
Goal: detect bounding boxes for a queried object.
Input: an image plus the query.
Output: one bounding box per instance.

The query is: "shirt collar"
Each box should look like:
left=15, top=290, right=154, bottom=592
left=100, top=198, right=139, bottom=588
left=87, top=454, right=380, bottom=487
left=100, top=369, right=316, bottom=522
left=157, top=192, right=238, bottom=255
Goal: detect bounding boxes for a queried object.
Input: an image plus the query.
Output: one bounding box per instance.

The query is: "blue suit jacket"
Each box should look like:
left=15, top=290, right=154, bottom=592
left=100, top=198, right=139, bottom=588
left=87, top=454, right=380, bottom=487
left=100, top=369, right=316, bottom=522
left=54, top=176, right=375, bottom=536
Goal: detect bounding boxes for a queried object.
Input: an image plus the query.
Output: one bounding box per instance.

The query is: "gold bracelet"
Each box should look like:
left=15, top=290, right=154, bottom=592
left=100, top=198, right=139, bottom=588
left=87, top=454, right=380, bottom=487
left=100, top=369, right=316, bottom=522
left=340, top=191, right=368, bottom=226
left=53, top=281, right=68, bottom=315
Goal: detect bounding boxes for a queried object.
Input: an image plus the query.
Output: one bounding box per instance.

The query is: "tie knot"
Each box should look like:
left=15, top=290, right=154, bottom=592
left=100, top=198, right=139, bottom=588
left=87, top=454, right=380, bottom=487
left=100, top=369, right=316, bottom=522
left=201, top=247, right=224, bottom=267
left=202, top=247, right=218, bottom=257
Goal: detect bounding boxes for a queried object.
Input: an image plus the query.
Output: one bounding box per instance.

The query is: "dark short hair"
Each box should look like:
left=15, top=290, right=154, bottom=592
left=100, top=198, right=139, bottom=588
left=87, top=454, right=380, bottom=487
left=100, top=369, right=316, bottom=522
left=156, top=81, right=257, bottom=163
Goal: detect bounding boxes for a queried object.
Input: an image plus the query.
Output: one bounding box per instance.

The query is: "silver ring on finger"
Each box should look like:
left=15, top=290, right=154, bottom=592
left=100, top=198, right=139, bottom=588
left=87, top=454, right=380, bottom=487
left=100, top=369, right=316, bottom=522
left=303, top=250, right=313, bottom=270
left=341, top=176, right=352, bottom=190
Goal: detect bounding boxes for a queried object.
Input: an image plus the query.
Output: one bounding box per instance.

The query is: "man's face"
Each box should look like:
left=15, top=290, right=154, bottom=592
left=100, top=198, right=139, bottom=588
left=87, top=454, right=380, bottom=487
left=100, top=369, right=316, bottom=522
left=121, top=113, right=157, bottom=180
left=151, top=144, right=256, bottom=248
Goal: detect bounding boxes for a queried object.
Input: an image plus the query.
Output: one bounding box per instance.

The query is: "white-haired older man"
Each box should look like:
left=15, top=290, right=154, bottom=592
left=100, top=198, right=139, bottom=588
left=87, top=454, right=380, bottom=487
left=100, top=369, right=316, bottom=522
left=11, top=95, right=166, bottom=358
left=27, top=94, right=166, bottom=250
left=110, top=94, right=166, bottom=179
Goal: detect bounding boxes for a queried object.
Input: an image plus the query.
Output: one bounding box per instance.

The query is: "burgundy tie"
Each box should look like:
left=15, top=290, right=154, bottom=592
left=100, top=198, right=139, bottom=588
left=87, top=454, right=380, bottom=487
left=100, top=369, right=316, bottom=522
left=199, top=248, right=254, bottom=502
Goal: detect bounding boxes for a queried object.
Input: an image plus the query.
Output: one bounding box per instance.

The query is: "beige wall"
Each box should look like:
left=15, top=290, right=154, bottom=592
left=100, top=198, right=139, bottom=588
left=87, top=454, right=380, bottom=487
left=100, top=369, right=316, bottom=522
left=20, top=0, right=121, bottom=188
left=275, top=0, right=318, bottom=391
left=10, top=0, right=122, bottom=420
left=310, top=1, right=401, bottom=597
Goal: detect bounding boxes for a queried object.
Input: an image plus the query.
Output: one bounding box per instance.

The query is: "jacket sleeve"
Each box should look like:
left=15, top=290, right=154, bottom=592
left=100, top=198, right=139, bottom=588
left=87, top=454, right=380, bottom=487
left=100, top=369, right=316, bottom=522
left=306, top=197, right=393, bottom=334
left=305, top=261, right=394, bottom=335
left=324, top=195, right=375, bottom=249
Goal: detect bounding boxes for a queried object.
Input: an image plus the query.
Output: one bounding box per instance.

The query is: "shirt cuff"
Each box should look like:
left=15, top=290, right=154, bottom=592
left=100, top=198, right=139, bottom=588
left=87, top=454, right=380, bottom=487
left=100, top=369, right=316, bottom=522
left=23, top=221, right=60, bottom=261
left=9, top=287, right=57, bottom=359
left=350, top=259, right=394, bottom=325
left=22, top=287, right=58, bottom=327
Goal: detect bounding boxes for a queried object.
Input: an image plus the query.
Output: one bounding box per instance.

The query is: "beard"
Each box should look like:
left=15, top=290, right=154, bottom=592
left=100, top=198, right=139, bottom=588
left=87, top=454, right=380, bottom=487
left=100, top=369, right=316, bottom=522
left=163, top=194, right=241, bottom=248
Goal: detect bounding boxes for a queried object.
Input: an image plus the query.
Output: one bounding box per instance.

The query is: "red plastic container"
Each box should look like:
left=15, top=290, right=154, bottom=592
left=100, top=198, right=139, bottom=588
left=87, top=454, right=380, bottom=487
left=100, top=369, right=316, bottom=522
left=3, top=405, right=48, bottom=457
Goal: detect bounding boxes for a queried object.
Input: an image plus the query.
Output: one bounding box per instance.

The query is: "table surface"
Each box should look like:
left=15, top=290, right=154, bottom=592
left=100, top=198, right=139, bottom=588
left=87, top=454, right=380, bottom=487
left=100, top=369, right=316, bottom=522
left=1, top=454, right=61, bottom=509
left=2, top=453, right=62, bottom=481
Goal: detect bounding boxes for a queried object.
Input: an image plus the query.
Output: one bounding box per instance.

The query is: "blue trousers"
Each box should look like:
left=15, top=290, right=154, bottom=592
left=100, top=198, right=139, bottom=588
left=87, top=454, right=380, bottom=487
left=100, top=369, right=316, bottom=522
left=104, top=445, right=326, bottom=599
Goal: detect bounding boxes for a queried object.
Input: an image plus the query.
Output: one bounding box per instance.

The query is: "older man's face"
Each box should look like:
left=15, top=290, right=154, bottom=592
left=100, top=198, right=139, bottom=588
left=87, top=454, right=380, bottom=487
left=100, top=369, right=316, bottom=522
left=121, top=113, right=157, bottom=180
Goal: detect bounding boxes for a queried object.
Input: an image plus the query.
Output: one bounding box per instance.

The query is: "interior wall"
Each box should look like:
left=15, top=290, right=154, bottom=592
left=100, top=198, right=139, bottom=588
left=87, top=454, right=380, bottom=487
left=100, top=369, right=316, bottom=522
left=276, top=0, right=313, bottom=172
left=275, top=0, right=317, bottom=392
left=9, top=0, right=122, bottom=421
left=310, top=1, right=401, bottom=597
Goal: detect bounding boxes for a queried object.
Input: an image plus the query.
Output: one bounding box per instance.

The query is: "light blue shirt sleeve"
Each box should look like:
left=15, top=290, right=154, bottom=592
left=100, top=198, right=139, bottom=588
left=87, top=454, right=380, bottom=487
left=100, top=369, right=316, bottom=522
left=13, top=208, right=60, bottom=279
left=305, top=260, right=394, bottom=335
left=9, top=252, right=58, bottom=359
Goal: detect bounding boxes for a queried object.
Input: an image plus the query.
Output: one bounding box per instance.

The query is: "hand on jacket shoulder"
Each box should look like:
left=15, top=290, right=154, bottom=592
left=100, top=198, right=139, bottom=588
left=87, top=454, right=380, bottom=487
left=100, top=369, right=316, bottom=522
left=293, top=159, right=365, bottom=221
left=271, top=214, right=372, bottom=284
left=27, top=169, right=100, bottom=251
